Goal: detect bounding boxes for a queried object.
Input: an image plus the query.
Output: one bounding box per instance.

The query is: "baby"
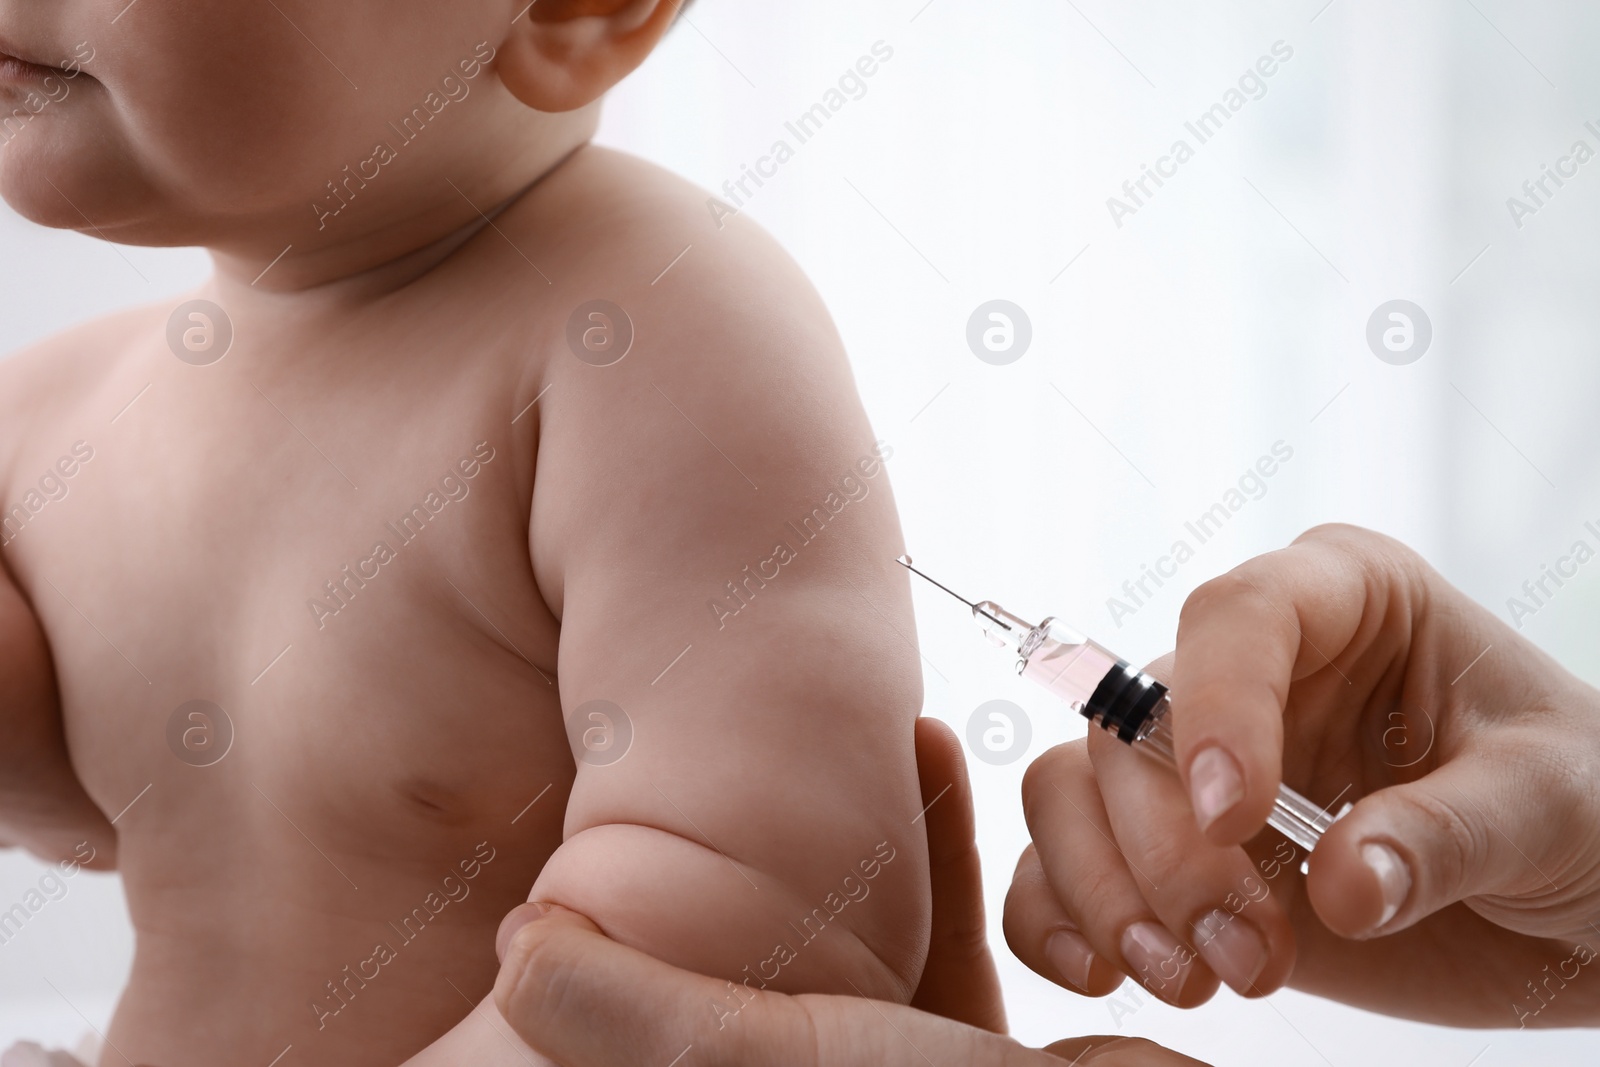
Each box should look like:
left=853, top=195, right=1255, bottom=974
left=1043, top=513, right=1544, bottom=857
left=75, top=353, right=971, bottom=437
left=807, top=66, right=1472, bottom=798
left=0, top=1, right=931, bottom=1064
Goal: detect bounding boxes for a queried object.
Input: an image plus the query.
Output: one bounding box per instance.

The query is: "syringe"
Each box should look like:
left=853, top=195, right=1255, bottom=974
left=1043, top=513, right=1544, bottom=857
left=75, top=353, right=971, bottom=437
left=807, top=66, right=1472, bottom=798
left=898, top=556, right=1341, bottom=853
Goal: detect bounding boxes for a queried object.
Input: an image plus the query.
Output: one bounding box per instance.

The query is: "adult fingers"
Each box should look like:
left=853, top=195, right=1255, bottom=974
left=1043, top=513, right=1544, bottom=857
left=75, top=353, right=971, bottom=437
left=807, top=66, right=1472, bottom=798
left=1002, top=844, right=1126, bottom=997
left=495, top=904, right=811, bottom=1066
left=1309, top=739, right=1598, bottom=940
left=1087, top=724, right=1297, bottom=998
left=798, top=997, right=1072, bottom=1067
left=1020, top=740, right=1221, bottom=1007
left=495, top=903, right=1072, bottom=1067
left=1043, top=1036, right=1214, bottom=1066
left=911, top=716, right=1008, bottom=1033
left=1172, top=525, right=1411, bottom=844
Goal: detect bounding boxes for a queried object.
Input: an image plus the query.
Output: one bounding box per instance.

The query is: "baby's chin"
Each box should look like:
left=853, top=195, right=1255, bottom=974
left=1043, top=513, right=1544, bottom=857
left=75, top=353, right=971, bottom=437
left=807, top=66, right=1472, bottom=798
left=0, top=128, right=188, bottom=245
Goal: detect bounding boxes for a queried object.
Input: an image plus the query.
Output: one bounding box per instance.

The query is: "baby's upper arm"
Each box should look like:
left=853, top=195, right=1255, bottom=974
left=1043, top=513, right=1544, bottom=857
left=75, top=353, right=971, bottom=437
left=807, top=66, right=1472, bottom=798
left=0, top=499, right=115, bottom=866
left=526, top=213, right=930, bottom=999
left=0, top=326, right=132, bottom=864
left=0, top=355, right=70, bottom=789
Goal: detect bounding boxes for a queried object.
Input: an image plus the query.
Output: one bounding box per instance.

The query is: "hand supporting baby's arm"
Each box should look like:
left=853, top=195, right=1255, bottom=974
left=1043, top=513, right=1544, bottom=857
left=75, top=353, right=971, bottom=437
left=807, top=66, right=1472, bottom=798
left=404, top=220, right=931, bottom=1064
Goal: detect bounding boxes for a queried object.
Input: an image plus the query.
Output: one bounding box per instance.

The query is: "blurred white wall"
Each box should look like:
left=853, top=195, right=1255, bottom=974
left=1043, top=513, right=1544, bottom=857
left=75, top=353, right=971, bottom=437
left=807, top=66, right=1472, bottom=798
left=4, top=0, right=1600, bottom=1061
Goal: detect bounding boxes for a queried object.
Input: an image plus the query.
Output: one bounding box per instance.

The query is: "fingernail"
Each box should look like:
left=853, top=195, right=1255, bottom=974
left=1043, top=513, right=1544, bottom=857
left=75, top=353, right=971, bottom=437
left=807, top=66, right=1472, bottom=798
left=1045, top=929, right=1097, bottom=992
left=1361, top=842, right=1410, bottom=929
left=1120, top=921, right=1193, bottom=1002
left=1192, top=908, right=1267, bottom=994
left=1189, top=746, right=1244, bottom=831
left=495, top=901, right=553, bottom=962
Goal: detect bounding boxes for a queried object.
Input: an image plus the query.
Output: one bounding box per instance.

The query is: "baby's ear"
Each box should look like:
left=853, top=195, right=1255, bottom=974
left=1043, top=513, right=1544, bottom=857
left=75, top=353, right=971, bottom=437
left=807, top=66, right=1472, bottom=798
left=498, top=0, right=680, bottom=112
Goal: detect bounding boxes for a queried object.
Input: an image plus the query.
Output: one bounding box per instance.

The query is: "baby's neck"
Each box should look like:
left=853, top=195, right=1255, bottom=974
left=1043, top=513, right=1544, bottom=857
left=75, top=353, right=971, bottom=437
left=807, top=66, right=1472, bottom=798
left=207, top=113, right=594, bottom=318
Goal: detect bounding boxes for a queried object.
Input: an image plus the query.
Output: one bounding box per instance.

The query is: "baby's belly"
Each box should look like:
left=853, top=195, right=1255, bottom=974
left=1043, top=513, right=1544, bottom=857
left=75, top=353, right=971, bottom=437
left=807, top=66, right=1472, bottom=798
left=5, top=348, right=578, bottom=1063
left=33, top=466, right=574, bottom=1064
left=106, top=852, right=540, bottom=1065
left=82, top=652, right=572, bottom=1067
left=103, top=766, right=568, bottom=1067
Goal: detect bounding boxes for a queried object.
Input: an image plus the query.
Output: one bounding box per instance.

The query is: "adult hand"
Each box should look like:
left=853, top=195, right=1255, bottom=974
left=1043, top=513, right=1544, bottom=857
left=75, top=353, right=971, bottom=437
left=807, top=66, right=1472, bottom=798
left=1008, top=524, right=1600, bottom=1028
left=0, top=1045, right=86, bottom=1067
left=0, top=1043, right=115, bottom=1067
left=495, top=718, right=1211, bottom=1065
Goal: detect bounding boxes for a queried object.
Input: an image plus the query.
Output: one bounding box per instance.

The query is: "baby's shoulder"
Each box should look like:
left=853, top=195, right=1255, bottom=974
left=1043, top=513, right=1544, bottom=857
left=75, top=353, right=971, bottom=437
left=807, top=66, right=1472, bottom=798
left=0, top=303, right=164, bottom=467
left=560, top=146, right=812, bottom=278
left=513, top=145, right=843, bottom=382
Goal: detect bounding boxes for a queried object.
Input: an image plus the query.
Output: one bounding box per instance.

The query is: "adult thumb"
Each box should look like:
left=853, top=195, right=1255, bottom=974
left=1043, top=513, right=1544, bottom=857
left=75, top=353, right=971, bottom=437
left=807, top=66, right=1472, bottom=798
left=1307, top=751, right=1585, bottom=939
left=495, top=904, right=819, bottom=1067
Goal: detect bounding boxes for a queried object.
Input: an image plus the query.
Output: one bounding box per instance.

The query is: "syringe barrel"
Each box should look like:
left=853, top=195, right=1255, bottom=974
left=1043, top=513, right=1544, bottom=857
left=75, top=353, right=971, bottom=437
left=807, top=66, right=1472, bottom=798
left=1013, top=618, right=1338, bottom=852
left=1015, top=618, right=1147, bottom=737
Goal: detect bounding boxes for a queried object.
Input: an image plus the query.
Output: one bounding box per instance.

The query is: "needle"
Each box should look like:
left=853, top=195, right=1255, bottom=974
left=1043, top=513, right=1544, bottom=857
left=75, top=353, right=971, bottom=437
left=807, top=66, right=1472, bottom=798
left=894, top=555, right=1010, bottom=630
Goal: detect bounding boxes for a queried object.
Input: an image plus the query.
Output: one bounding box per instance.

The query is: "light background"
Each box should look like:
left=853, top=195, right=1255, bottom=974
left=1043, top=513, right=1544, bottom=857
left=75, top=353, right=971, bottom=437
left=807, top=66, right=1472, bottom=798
left=3, top=0, right=1599, bottom=1061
